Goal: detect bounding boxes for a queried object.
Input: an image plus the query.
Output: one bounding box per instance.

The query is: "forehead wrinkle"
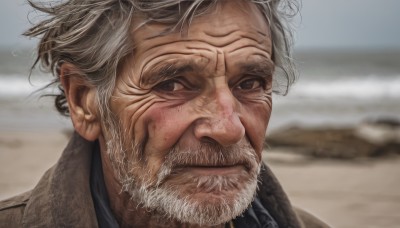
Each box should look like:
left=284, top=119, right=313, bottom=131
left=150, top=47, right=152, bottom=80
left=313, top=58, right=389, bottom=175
left=228, top=46, right=271, bottom=58
left=257, top=30, right=269, bottom=37
left=240, top=30, right=270, bottom=44
left=197, top=29, right=269, bottom=50
left=202, top=26, right=238, bottom=38
left=202, top=24, right=268, bottom=39
left=140, top=39, right=215, bottom=56
left=223, top=30, right=272, bottom=57
left=214, top=50, right=226, bottom=78
left=137, top=26, right=268, bottom=51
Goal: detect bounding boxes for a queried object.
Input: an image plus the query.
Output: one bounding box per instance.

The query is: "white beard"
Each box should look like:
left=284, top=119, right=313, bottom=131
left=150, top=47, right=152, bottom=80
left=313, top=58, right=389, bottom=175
left=131, top=166, right=261, bottom=225
left=105, top=125, right=261, bottom=226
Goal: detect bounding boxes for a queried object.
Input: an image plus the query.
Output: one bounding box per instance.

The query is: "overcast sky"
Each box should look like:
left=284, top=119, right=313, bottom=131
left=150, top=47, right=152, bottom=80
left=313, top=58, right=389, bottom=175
left=1, top=0, right=400, bottom=50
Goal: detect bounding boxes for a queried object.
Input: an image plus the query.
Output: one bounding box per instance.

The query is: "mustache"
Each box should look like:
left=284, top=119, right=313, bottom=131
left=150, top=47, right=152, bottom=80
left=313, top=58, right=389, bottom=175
left=154, top=140, right=259, bottom=186
left=168, top=141, right=257, bottom=169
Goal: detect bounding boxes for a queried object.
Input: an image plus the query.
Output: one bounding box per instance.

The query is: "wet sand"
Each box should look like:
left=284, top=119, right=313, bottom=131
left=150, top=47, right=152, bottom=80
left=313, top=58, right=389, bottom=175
left=1, top=130, right=399, bottom=228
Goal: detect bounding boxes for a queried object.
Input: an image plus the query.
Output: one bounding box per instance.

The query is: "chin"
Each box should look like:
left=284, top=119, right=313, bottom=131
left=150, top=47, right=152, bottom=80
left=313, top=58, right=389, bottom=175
left=131, top=166, right=260, bottom=226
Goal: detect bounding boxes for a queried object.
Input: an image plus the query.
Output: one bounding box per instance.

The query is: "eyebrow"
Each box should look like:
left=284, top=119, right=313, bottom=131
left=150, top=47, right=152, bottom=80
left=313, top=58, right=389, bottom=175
left=140, top=61, right=196, bottom=86
left=239, top=59, right=275, bottom=77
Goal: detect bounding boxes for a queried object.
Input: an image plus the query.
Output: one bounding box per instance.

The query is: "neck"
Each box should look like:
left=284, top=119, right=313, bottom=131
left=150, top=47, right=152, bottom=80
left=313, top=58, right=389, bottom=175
left=98, top=136, right=225, bottom=228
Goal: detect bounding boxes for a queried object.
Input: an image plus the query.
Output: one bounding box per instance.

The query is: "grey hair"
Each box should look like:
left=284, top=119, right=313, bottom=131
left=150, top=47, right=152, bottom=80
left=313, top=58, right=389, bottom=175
left=25, top=0, right=299, bottom=117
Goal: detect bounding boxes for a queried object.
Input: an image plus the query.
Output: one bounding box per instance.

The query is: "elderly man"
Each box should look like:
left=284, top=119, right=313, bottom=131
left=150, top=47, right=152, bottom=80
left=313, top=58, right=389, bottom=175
left=0, top=0, right=328, bottom=227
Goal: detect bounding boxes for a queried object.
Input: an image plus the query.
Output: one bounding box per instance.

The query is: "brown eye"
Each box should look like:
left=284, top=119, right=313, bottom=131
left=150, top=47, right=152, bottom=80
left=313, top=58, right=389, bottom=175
left=237, top=79, right=263, bottom=90
left=154, top=80, right=185, bottom=92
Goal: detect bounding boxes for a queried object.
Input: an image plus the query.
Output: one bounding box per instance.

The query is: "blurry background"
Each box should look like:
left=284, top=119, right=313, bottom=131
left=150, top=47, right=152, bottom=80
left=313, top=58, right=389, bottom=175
left=1, top=0, right=399, bottom=227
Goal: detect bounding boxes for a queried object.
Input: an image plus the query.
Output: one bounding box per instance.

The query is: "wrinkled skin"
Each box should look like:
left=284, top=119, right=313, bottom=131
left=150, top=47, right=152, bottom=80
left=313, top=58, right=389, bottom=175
left=96, top=1, right=274, bottom=227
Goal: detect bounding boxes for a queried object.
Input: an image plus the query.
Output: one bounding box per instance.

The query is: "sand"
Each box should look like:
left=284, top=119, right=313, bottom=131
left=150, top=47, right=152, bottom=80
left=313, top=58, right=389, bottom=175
left=0, top=130, right=67, bottom=199
left=1, top=130, right=399, bottom=228
left=266, top=151, right=400, bottom=228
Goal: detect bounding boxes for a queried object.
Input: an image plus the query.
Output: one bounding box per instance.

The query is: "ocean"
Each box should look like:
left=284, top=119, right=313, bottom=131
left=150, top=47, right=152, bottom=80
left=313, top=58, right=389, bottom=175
left=1, top=48, right=399, bottom=131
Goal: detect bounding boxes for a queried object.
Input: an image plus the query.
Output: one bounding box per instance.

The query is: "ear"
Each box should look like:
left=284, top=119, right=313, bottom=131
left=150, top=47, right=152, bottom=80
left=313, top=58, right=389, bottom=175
left=60, top=63, right=101, bottom=141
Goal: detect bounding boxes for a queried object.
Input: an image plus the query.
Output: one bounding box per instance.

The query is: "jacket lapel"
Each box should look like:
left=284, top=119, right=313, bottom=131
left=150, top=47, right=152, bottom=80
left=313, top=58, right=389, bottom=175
left=257, top=163, right=302, bottom=228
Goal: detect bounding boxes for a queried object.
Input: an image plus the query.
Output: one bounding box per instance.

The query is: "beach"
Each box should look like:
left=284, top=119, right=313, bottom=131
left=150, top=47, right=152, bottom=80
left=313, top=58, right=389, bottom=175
left=1, top=49, right=400, bottom=227
left=1, top=128, right=399, bottom=228
left=266, top=151, right=400, bottom=228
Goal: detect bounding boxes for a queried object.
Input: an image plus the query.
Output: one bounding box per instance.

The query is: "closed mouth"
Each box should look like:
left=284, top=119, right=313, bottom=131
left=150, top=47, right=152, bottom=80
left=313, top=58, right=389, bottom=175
left=175, top=164, right=247, bottom=175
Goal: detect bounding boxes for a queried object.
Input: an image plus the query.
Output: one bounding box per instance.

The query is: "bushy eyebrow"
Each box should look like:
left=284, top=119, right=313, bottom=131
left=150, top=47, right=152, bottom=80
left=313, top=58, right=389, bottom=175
left=239, top=59, right=274, bottom=78
left=141, top=61, right=195, bottom=86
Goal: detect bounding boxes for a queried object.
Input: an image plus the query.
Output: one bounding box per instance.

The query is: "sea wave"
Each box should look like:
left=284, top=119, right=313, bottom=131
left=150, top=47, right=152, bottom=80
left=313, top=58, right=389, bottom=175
left=0, top=74, right=53, bottom=98
left=1, top=73, right=400, bottom=100
left=285, top=75, right=400, bottom=100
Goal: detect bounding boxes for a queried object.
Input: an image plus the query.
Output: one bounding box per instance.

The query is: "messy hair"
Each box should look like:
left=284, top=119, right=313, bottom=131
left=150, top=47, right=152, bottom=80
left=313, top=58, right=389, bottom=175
left=25, top=0, right=299, bottom=117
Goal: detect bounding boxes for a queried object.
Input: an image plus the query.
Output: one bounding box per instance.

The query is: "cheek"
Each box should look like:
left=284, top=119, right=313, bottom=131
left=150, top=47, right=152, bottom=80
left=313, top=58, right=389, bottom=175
left=143, top=103, right=193, bottom=157
left=241, top=100, right=272, bottom=155
left=112, top=96, right=194, bottom=182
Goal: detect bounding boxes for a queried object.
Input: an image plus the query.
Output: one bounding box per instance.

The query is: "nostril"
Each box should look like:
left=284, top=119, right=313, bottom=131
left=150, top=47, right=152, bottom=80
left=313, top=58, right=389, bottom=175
left=200, top=136, right=218, bottom=145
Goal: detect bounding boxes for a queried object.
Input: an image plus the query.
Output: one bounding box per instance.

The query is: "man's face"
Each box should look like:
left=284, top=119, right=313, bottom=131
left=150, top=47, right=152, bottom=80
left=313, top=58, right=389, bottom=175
left=104, top=0, right=273, bottom=225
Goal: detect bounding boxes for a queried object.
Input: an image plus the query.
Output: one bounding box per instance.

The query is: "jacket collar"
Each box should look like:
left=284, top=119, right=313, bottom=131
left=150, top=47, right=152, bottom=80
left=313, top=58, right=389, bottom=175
left=257, top=164, right=302, bottom=227
left=21, top=132, right=301, bottom=227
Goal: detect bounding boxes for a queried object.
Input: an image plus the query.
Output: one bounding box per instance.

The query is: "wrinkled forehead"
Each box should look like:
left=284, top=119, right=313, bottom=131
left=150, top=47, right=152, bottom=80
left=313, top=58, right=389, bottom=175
left=131, top=0, right=271, bottom=44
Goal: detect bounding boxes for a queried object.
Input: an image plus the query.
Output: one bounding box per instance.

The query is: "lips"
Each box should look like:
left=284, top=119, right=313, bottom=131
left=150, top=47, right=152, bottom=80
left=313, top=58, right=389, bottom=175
left=180, top=164, right=246, bottom=175
left=168, top=155, right=255, bottom=172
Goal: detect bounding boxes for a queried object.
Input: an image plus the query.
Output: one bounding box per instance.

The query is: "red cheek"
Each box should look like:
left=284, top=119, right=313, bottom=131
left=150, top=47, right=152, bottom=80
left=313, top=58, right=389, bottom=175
left=144, top=104, right=193, bottom=152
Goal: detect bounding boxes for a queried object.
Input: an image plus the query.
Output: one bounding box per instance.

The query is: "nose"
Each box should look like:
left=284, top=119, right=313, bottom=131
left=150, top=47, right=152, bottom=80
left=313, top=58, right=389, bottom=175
left=193, top=88, right=245, bottom=147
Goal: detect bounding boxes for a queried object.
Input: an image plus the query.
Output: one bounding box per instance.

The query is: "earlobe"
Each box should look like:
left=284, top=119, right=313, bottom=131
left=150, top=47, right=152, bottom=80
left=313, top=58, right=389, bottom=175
left=60, top=63, right=101, bottom=141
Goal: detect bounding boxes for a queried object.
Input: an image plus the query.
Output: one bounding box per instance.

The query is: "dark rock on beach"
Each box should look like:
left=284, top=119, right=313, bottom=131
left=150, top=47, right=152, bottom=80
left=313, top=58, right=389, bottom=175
left=266, top=118, right=400, bottom=159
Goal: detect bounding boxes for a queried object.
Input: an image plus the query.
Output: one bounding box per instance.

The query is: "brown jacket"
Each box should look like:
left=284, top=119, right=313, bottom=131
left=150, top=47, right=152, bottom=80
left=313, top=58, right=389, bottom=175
left=0, top=133, right=329, bottom=227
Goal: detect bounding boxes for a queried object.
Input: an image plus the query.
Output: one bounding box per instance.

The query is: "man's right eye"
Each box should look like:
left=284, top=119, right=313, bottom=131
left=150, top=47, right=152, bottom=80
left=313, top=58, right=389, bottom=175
left=153, top=80, right=186, bottom=92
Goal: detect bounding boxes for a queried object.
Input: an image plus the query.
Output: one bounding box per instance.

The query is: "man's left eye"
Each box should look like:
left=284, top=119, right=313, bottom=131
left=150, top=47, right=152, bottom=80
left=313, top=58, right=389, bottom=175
left=154, top=80, right=185, bottom=92
left=237, top=78, right=264, bottom=90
